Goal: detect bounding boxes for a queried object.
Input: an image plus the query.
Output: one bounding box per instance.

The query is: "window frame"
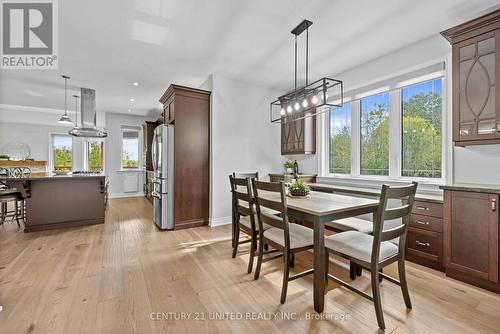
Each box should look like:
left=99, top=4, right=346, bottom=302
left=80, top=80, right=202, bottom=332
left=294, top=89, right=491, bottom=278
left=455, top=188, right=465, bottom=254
left=322, top=70, right=447, bottom=185
left=120, top=126, right=142, bottom=170
left=48, top=132, right=74, bottom=172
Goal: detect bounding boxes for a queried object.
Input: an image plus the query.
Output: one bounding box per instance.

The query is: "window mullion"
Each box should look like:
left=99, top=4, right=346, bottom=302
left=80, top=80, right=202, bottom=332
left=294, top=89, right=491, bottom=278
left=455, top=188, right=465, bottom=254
left=389, top=90, right=401, bottom=178
left=351, top=100, right=361, bottom=176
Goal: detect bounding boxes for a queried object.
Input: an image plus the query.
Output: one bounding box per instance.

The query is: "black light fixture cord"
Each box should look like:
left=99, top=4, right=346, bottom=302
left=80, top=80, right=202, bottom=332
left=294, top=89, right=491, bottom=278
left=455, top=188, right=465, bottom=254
left=64, top=77, right=68, bottom=116
left=306, top=28, right=309, bottom=86
left=294, top=35, right=297, bottom=90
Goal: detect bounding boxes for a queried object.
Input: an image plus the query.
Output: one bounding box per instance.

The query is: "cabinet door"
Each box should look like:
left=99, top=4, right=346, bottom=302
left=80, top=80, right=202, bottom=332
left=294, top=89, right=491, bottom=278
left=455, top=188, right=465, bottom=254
left=281, top=121, right=294, bottom=154
left=294, top=118, right=305, bottom=152
left=454, top=31, right=498, bottom=142
left=444, top=191, right=499, bottom=283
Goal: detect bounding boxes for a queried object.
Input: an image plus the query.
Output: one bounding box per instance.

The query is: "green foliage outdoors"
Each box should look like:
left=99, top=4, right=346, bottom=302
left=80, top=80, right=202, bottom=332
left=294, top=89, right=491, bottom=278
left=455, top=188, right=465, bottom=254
left=329, top=92, right=441, bottom=178
left=88, top=142, right=103, bottom=171
left=122, top=149, right=138, bottom=168
left=54, top=147, right=72, bottom=171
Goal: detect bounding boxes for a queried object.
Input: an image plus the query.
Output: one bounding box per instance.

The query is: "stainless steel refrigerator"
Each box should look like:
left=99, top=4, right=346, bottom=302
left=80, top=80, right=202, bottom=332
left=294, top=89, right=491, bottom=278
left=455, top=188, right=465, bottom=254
left=151, top=124, right=174, bottom=230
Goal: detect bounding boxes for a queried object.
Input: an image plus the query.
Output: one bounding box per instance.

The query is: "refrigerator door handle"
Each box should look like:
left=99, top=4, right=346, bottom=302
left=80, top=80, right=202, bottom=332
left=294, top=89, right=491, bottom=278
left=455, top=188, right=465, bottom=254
left=152, top=191, right=161, bottom=200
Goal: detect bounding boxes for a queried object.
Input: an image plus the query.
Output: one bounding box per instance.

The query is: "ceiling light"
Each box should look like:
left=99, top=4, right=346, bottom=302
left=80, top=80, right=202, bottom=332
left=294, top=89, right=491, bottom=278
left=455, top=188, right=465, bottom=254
left=280, top=108, right=285, bottom=116
left=270, top=20, right=343, bottom=123
left=130, top=98, right=135, bottom=102
left=133, top=82, right=139, bottom=86
left=58, top=75, right=73, bottom=125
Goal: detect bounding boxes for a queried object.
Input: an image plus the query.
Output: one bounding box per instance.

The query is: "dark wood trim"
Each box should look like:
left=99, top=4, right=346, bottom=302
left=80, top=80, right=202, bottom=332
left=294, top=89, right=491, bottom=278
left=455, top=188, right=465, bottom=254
left=441, top=9, right=500, bottom=44
left=446, top=268, right=500, bottom=294
left=159, top=84, right=211, bottom=104
left=173, top=218, right=209, bottom=230
left=24, top=218, right=104, bottom=233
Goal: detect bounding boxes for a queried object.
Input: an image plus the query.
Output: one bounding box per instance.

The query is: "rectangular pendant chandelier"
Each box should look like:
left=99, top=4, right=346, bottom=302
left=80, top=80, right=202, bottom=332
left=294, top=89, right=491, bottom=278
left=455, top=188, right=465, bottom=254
left=270, top=19, right=343, bottom=123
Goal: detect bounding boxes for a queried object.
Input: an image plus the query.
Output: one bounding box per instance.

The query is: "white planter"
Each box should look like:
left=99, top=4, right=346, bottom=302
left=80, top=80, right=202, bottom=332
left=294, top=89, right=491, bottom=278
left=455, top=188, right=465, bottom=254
left=286, top=168, right=294, bottom=174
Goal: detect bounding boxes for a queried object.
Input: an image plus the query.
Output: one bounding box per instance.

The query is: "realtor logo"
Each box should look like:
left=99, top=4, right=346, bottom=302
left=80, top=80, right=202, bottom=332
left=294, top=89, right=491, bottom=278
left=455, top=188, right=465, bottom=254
left=1, top=0, right=58, bottom=69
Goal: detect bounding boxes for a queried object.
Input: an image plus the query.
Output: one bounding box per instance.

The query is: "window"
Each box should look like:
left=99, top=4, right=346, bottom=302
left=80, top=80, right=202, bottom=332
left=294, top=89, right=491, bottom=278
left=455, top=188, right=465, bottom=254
left=329, top=102, right=352, bottom=174
left=121, top=127, right=140, bottom=169
left=324, top=70, right=444, bottom=182
left=86, top=140, right=104, bottom=171
left=52, top=134, right=73, bottom=171
left=360, top=92, right=389, bottom=176
left=402, top=79, right=442, bottom=178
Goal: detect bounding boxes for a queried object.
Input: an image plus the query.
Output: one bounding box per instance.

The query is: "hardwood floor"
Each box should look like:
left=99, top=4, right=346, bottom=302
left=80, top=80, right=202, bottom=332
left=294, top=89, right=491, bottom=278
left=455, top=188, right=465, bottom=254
left=1, top=197, right=500, bottom=333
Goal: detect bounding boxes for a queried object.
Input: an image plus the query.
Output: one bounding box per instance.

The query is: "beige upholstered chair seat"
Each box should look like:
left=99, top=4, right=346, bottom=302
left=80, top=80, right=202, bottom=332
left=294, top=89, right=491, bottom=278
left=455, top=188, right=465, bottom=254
left=264, top=224, right=313, bottom=249
left=239, top=215, right=271, bottom=231
left=326, top=217, right=373, bottom=234
left=325, top=231, right=399, bottom=263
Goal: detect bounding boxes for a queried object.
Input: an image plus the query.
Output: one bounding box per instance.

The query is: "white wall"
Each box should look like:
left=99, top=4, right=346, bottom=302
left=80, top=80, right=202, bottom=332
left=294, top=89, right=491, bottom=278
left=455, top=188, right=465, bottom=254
left=208, top=74, right=283, bottom=225
left=104, top=112, right=156, bottom=198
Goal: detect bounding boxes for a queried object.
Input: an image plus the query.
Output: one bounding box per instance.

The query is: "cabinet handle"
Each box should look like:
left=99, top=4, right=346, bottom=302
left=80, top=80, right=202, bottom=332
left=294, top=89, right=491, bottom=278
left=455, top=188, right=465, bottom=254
left=492, top=198, right=497, bottom=212
left=416, top=220, right=430, bottom=226
left=415, top=240, right=430, bottom=247
left=416, top=206, right=430, bottom=211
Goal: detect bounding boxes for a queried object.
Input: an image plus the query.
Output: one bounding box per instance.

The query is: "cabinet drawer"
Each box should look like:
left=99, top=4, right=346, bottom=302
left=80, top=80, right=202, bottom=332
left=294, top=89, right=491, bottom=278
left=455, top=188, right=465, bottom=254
left=409, top=214, right=443, bottom=233
left=412, top=200, right=443, bottom=218
left=407, top=227, right=442, bottom=259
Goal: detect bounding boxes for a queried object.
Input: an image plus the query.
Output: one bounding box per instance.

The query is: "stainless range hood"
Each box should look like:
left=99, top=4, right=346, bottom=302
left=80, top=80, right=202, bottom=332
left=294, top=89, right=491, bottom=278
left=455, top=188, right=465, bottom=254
left=68, top=88, right=107, bottom=138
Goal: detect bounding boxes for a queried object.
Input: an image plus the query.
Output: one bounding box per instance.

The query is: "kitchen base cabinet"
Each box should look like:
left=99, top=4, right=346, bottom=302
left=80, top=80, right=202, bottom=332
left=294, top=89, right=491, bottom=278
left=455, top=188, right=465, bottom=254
left=405, top=200, right=444, bottom=271
left=441, top=185, right=500, bottom=293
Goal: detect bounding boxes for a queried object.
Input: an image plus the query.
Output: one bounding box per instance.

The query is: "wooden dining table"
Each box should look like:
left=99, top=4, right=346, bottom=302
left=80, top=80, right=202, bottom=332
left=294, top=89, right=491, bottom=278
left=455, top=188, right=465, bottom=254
left=277, top=191, right=380, bottom=312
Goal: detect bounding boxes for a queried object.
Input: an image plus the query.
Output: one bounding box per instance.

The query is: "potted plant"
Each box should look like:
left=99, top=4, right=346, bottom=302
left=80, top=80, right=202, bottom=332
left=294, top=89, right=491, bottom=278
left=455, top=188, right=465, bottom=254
left=288, top=179, right=310, bottom=197
left=0, top=155, right=9, bottom=161
left=284, top=160, right=295, bottom=174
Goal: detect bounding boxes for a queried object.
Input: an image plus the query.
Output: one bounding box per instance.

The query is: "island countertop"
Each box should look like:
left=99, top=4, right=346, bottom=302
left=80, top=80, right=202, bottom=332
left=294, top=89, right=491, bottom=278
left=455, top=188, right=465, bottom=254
left=3, top=172, right=105, bottom=181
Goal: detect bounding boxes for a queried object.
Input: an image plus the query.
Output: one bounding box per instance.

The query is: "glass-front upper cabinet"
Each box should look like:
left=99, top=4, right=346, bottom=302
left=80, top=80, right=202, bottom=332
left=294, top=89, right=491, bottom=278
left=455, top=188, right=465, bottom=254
left=442, top=10, right=500, bottom=146
left=457, top=33, right=497, bottom=141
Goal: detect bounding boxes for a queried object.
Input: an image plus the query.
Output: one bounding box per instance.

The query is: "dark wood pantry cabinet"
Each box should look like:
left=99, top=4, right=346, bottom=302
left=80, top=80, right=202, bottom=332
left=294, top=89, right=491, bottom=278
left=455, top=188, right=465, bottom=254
left=159, top=85, right=211, bottom=230
left=441, top=10, right=500, bottom=146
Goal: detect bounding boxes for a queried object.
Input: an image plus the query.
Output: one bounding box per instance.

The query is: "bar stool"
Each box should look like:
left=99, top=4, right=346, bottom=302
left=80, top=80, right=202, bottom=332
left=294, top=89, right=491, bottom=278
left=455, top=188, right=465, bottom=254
left=0, top=167, right=29, bottom=227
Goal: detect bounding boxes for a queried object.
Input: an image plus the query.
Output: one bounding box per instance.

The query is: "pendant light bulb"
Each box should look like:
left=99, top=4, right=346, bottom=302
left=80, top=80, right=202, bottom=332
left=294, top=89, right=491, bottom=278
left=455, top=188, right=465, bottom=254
left=311, top=95, right=319, bottom=105
left=293, top=102, right=300, bottom=111
left=286, top=105, right=293, bottom=114
left=280, top=108, right=286, bottom=116
left=302, top=99, right=308, bottom=108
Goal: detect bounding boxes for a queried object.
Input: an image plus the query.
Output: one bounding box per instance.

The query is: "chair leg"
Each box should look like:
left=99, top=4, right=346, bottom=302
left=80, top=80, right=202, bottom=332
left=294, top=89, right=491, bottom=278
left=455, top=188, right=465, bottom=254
left=379, top=268, right=383, bottom=283
left=14, top=201, right=20, bottom=227
left=349, top=262, right=357, bottom=280
left=356, top=265, right=362, bottom=277
left=398, top=259, right=412, bottom=309
left=289, top=253, right=295, bottom=268
left=264, top=243, right=269, bottom=251
left=254, top=234, right=264, bottom=280
left=232, top=226, right=239, bottom=258
left=280, top=250, right=290, bottom=304
left=247, top=233, right=256, bottom=274
left=371, top=268, right=385, bottom=330
left=0, top=202, right=6, bottom=225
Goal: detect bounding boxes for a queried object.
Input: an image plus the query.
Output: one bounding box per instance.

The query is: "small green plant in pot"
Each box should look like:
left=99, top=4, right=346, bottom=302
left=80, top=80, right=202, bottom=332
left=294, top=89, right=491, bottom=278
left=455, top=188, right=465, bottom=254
left=288, top=179, right=310, bottom=197
left=284, top=160, right=295, bottom=174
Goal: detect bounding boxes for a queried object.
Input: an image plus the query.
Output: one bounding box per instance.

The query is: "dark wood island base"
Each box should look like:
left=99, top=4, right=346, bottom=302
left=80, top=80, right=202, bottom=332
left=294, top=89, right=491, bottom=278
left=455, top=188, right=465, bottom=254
left=7, top=174, right=107, bottom=232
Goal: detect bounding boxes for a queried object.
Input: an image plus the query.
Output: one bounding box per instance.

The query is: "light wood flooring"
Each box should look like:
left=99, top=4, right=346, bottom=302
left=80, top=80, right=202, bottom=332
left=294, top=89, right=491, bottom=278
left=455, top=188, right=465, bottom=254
left=1, top=197, right=500, bottom=333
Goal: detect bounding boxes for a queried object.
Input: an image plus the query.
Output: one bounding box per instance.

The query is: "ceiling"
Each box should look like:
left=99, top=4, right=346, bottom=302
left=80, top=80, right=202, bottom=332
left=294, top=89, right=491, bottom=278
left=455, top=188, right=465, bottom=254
left=1, top=0, right=499, bottom=117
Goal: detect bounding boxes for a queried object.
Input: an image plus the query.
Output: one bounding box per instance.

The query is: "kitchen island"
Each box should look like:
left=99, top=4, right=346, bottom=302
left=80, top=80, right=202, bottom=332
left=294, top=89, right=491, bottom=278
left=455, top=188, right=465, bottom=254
left=5, top=173, right=107, bottom=232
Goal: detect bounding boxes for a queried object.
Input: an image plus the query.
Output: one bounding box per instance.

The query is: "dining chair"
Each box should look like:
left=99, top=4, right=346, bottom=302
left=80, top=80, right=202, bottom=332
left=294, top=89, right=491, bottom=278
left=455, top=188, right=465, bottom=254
left=327, top=198, right=405, bottom=280
left=252, top=179, right=314, bottom=304
left=324, top=182, right=417, bottom=330
left=229, top=175, right=269, bottom=273
left=230, top=172, right=259, bottom=253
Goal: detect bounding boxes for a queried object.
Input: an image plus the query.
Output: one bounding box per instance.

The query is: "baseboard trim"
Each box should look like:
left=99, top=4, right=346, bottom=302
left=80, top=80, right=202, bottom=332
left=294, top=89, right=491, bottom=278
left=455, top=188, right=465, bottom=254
left=108, top=193, right=144, bottom=199
left=209, top=216, right=232, bottom=227
left=24, top=218, right=105, bottom=233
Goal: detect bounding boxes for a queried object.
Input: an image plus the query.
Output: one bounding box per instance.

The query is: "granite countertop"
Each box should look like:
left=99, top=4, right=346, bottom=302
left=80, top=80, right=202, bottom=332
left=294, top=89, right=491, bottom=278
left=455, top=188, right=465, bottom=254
left=3, top=172, right=105, bottom=181
left=440, top=183, right=500, bottom=194
left=309, top=182, right=443, bottom=203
